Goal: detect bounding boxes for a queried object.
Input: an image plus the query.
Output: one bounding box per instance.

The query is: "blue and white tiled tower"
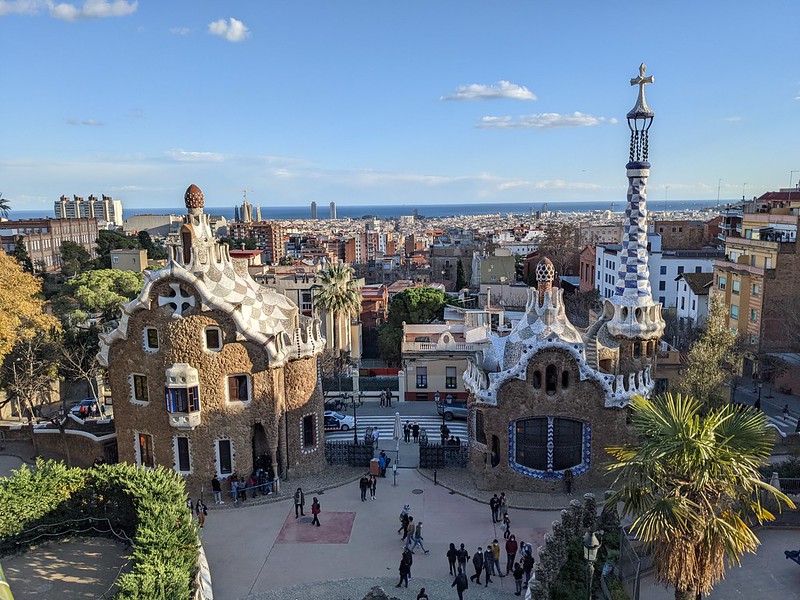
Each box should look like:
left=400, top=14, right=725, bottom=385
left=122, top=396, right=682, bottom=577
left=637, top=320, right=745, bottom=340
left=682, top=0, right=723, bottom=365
left=605, top=64, right=665, bottom=347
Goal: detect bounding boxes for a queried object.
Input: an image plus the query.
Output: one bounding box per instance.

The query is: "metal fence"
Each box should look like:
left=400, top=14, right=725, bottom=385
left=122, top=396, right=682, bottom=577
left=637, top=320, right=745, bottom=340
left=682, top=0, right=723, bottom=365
left=618, top=527, right=644, bottom=600
left=418, top=443, right=469, bottom=468
left=324, top=440, right=375, bottom=467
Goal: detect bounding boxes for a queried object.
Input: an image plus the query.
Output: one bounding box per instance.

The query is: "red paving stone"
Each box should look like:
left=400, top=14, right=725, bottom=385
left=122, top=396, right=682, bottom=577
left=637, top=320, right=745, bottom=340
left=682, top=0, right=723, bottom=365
left=275, top=510, right=356, bottom=544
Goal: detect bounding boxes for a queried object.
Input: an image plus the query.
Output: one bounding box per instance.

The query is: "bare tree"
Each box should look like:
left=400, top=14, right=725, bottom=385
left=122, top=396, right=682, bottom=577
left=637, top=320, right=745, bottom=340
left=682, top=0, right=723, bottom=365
left=537, top=221, right=578, bottom=277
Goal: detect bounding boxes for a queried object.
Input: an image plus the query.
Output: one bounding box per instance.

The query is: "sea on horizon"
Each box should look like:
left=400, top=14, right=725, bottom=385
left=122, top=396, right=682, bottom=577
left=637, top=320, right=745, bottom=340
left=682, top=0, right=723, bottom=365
left=9, top=199, right=718, bottom=222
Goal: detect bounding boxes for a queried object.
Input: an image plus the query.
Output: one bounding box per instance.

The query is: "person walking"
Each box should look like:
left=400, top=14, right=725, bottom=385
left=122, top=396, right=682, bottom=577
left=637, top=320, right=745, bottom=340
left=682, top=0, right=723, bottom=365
left=403, top=546, right=414, bottom=581
left=397, top=551, right=411, bottom=588
left=489, top=493, right=500, bottom=523
left=404, top=516, right=415, bottom=542
left=491, top=539, right=504, bottom=577
left=411, top=521, right=429, bottom=554
left=564, top=468, right=573, bottom=495
left=294, top=487, right=306, bottom=518
left=186, top=498, right=194, bottom=516
left=447, top=542, right=458, bottom=576
left=386, top=387, right=393, bottom=407
left=195, top=498, right=207, bottom=528
left=501, top=512, right=511, bottom=539
left=456, top=543, right=469, bottom=573
left=505, top=534, right=518, bottom=575
left=452, top=567, right=469, bottom=600
left=404, top=421, right=411, bottom=443
left=416, top=587, right=429, bottom=600
left=380, top=390, right=386, bottom=407
left=499, top=492, right=507, bottom=515
left=398, top=504, right=410, bottom=536
left=369, top=474, right=377, bottom=500
left=359, top=475, right=368, bottom=501
left=230, top=477, right=238, bottom=505
left=211, top=476, right=223, bottom=505
left=379, top=451, right=387, bottom=478
left=784, top=404, right=790, bottom=421
left=469, top=547, right=484, bottom=585
left=412, top=421, right=420, bottom=443
left=513, top=561, right=524, bottom=595
left=483, top=546, right=494, bottom=586
left=310, top=496, right=321, bottom=526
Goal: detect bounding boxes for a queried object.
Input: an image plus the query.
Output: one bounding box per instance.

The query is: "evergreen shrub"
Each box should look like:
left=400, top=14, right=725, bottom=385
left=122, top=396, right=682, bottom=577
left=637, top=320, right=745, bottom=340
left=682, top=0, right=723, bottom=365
left=0, top=459, right=199, bottom=599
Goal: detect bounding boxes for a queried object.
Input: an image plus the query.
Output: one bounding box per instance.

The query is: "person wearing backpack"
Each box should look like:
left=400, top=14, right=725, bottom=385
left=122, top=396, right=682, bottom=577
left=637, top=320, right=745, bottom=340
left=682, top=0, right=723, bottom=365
left=310, top=496, right=321, bottom=526
left=451, top=566, right=469, bottom=600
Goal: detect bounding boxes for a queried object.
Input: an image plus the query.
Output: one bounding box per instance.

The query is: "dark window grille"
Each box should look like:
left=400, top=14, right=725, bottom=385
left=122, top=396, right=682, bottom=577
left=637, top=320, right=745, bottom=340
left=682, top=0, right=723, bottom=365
left=138, top=433, right=154, bottom=468
left=176, top=437, right=190, bottom=472
left=228, top=375, right=250, bottom=401
left=133, top=375, right=148, bottom=402
left=545, top=365, right=557, bottom=395
left=218, top=440, right=232, bottom=474
left=303, top=415, right=315, bottom=447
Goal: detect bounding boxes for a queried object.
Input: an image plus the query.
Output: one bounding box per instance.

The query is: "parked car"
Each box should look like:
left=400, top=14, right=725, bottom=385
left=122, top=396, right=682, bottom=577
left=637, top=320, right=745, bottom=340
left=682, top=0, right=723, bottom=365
left=323, top=411, right=355, bottom=431
left=437, top=399, right=468, bottom=421
left=70, top=398, right=99, bottom=417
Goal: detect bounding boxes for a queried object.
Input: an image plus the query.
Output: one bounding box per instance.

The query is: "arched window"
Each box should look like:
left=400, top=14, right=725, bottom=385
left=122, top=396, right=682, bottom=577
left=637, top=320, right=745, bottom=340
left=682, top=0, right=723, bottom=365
left=533, top=370, right=542, bottom=389
left=545, top=365, right=557, bottom=395
left=633, top=342, right=642, bottom=359
left=181, top=230, right=192, bottom=264
left=561, top=370, right=570, bottom=389
left=491, top=435, right=500, bottom=468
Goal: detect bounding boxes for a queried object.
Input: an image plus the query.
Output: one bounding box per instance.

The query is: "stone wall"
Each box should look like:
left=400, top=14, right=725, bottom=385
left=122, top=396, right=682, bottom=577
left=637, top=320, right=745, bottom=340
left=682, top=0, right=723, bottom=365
left=34, top=431, right=111, bottom=468
left=108, top=279, right=324, bottom=498
left=468, top=348, right=634, bottom=492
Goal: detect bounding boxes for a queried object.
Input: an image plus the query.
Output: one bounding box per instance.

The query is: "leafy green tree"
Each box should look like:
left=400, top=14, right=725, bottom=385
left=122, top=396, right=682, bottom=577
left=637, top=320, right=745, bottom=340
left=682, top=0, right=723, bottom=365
left=60, top=241, right=92, bottom=277
left=55, top=269, right=144, bottom=324
left=279, top=255, right=294, bottom=266
left=455, top=259, right=467, bottom=291
left=378, top=286, right=449, bottom=364
left=606, top=393, right=793, bottom=600
left=96, top=229, right=139, bottom=268
left=678, top=294, right=740, bottom=407
left=218, top=235, right=257, bottom=250
left=312, top=263, right=362, bottom=350
left=11, top=236, right=33, bottom=273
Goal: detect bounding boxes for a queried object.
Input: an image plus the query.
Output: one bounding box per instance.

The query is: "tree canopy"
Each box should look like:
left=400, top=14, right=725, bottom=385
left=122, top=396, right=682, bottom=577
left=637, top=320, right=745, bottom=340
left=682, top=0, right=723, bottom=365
left=0, top=250, right=59, bottom=364
left=606, top=393, right=793, bottom=600
left=677, top=293, right=740, bottom=407
left=312, top=263, right=362, bottom=350
left=378, top=286, right=449, bottom=364
left=60, top=241, right=92, bottom=277
left=55, top=269, right=144, bottom=323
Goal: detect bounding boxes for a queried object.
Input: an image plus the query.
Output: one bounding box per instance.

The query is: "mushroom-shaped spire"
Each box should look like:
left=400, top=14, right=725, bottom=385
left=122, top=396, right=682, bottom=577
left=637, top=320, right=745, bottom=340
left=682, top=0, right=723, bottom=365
left=184, top=184, right=205, bottom=212
left=536, top=257, right=555, bottom=294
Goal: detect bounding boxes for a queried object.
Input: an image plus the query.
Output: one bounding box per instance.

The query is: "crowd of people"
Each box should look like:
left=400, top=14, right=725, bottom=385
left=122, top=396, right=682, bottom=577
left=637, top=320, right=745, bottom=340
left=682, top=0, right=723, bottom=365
left=395, top=497, right=535, bottom=598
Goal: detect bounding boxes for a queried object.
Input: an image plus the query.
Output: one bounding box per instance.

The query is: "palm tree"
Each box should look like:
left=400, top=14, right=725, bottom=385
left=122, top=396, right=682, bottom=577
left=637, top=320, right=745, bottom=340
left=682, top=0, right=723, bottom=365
left=0, top=193, right=10, bottom=219
left=312, top=262, right=362, bottom=351
left=606, top=393, right=794, bottom=600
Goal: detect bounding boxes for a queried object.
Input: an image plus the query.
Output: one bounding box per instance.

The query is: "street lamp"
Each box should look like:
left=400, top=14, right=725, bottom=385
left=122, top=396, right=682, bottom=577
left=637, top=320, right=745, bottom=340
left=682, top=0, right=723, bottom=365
left=583, top=531, right=602, bottom=600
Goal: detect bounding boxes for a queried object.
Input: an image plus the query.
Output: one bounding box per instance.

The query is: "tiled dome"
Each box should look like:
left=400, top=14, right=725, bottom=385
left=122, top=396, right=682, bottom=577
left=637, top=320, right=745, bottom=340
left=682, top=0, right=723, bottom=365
left=184, top=184, right=204, bottom=210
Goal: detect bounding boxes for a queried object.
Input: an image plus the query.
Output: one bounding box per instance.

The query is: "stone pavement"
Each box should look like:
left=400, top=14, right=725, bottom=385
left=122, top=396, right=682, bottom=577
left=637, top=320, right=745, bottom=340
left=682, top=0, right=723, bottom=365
left=201, top=468, right=564, bottom=600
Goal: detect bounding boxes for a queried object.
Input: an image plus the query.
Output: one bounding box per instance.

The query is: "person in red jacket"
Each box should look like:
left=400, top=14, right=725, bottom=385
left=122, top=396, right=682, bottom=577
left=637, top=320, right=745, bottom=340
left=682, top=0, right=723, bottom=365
left=505, top=534, right=518, bottom=575
left=310, top=496, right=321, bottom=526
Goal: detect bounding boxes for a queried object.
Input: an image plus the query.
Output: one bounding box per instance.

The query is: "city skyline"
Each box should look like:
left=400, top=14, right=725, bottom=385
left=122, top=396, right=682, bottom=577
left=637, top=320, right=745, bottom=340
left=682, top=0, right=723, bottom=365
left=2, top=1, right=799, bottom=210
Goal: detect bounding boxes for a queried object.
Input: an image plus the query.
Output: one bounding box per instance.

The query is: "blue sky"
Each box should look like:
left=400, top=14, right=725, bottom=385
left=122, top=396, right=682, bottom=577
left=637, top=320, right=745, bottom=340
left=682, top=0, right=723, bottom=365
left=2, top=0, right=799, bottom=210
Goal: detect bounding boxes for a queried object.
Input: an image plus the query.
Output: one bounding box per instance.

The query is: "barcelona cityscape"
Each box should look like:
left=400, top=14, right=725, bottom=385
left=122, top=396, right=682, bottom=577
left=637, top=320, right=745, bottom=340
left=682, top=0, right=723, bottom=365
left=0, top=2, right=799, bottom=600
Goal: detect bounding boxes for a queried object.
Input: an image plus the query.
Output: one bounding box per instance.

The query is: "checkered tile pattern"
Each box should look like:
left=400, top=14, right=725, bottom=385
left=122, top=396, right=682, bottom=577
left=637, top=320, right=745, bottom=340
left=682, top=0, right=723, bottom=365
left=613, top=173, right=652, bottom=301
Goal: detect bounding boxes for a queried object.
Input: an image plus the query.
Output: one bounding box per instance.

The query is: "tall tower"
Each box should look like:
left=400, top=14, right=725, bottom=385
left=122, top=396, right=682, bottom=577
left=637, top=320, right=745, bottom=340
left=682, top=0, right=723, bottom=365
left=604, top=64, right=665, bottom=370
left=329, top=201, right=337, bottom=220
left=311, top=201, right=317, bottom=219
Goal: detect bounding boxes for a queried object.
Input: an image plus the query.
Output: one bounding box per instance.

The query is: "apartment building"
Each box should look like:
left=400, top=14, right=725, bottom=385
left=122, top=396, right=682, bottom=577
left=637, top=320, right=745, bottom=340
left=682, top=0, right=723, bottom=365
left=55, top=194, right=123, bottom=227
left=229, top=221, right=285, bottom=264
left=0, top=217, right=99, bottom=272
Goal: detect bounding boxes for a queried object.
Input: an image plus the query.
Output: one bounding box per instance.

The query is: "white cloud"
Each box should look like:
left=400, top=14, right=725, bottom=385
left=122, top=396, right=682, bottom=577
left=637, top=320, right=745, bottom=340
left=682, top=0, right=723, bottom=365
left=165, top=149, right=226, bottom=162
left=208, top=17, right=249, bottom=42
left=170, top=26, right=190, bottom=36
left=66, top=118, right=104, bottom=126
left=49, top=0, right=137, bottom=21
left=441, top=80, right=536, bottom=101
left=722, top=116, right=742, bottom=122
left=478, top=112, right=617, bottom=129
left=0, top=0, right=40, bottom=16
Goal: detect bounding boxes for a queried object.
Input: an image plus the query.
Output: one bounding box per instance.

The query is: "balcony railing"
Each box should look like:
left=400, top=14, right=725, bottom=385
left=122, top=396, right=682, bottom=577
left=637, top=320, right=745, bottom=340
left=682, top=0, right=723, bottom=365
left=402, top=341, right=478, bottom=352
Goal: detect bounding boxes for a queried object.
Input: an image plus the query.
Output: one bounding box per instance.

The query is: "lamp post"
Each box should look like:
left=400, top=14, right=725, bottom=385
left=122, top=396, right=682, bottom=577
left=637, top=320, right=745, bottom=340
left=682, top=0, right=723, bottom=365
left=583, top=530, right=601, bottom=600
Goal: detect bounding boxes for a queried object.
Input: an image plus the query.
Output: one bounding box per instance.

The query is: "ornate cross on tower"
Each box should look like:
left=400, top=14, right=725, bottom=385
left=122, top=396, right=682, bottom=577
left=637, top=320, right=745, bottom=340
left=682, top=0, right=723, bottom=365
left=629, top=63, right=654, bottom=116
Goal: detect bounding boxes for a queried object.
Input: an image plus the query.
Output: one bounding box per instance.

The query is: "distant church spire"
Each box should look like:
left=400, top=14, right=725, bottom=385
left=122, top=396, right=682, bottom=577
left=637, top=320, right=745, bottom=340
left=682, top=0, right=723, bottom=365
left=605, top=64, right=665, bottom=341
